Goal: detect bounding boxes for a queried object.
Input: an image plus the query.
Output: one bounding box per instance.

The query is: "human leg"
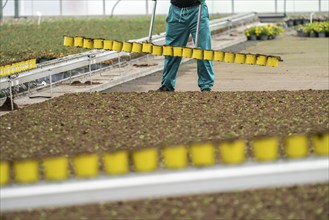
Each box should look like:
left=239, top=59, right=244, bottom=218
left=161, top=5, right=191, bottom=91
left=189, top=4, right=215, bottom=91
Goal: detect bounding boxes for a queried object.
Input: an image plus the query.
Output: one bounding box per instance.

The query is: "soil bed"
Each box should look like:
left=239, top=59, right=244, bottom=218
left=0, top=90, right=328, bottom=161
left=0, top=90, right=328, bottom=219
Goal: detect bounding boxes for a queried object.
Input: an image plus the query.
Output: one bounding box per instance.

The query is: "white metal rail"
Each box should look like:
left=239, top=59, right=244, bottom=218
left=0, top=12, right=257, bottom=91
left=1, top=157, right=328, bottom=211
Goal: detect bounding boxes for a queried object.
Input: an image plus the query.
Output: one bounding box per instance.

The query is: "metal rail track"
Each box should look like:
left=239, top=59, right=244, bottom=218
left=1, top=157, right=328, bottom=211
left=0, top=12, right=258, bottom=91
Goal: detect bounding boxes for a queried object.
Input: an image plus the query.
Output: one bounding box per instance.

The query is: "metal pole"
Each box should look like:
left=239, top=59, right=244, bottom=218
left=9, top=81, right=14, bottom=111
left=0, top=0, right=3, bottom=24
left=14, top=0, right=19, bottom=18
left=283, top=0, right=287, bottom=17
left=49, top=70, right=53, bottom=97
left=195, top=4, right=202, bottom=48
left=275, top=0, right=278, bottom=13
left=103, top=0, right=106, bottom=16
left=148, top=0, right=157, bottom=42
left=146, top=0, right=148, bottom=15
left=231, top=0, right=234, bottom=14
left=319, top=0, right=321, bottom=12
left=60, top=0, right=62, bottom=16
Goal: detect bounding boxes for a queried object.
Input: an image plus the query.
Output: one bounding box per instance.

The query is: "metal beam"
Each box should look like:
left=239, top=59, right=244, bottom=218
left=1, top=157, right=328, bottom=212
left=14, top=0, right=19, bottom=18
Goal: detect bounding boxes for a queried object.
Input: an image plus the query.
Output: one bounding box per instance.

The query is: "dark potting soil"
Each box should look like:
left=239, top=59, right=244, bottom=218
left=0, top=90, right=328, bottom=161
left=0, top=90, right=328, bottom=219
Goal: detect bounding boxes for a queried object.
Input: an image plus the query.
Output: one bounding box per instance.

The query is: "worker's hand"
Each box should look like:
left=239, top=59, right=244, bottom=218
left=199, top=0, right=206, bottom=3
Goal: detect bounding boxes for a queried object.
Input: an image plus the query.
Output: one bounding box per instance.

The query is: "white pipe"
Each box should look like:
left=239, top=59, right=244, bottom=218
left=310, top=12, right=315, bottom=23
left=1, top=157, right=328, bottom=211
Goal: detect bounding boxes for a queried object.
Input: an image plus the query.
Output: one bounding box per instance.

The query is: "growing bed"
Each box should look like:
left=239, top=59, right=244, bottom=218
left=0, top=90, right=328, bottom=219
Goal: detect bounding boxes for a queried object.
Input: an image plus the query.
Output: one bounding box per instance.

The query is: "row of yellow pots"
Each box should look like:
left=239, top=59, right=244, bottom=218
left=0, top=59, right=37, bottom=78
left=63, top=36, right=281, bottom=67
left=1, top=132, right=328, bottom=186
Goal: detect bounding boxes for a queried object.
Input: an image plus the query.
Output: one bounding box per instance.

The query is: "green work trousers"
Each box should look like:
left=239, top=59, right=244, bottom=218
left=161, top=3, right=215, bottom=91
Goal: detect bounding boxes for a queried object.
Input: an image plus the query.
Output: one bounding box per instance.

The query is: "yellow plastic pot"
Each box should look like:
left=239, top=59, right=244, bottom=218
left=132, top=42, right=143, bottom=53
left=73, top=154, right=99, bottom=178
left=190, top=143, right=215, bottom=167
left=63, top=36, right=74, bottom=47
left=213, top=51, right=225, bottom=62
left=245, top=54, right=256, bottom=65
left=204, top=50, right=214, bottom=61
left=224, top=52, right=235, bottom=63
left=20, top=61, right=28, bottom=71
left=192, top=48, right=203, bottom=60
left=253, top=137, right=279, bottom=161
left=164, top=146, right=188, bottom=169
left=0, top=66, right=4, bottom=77
left=182, top=47, right=193, bottom=58
left=152, top=45, right=163, bottom=56
left=14, top=160, right=39, bottom=183
left=74, top=36, right=83, bottom=47
left=163, top=45, right=173, bottom=56
left=256, top=55, right=267, bottom=66
left=0, top=161, right=9, bottom=185
left=220, top=140, right=246, bottom=164
left=112, top=40, right=123, bottom=52
left=29, top=59, right=37, bottom=69
left=285, top=135, right=308, bottom=159
left=142, top=42, right=153, bottom=54
left=103, top=40, right=113, bottom=50
left=235, top=54, right=246, bottom=64
left=83, top=38, right=93, bottom=49
left=103, top=151, right=129, bottom=175
left=173, top=46, right=183, bottom=57
left=93, top=39, right=104, bottom=49
left=133, top=148, right=158, bottom=172
left=122, top=42, right=133, bottom=53
left=312, top=133, right=329, bottom=156
left=11, top=63, right=18, bottom=74
left=266, top=57, right=279, bottom=67
left=4, top=65, right=11, bottom=76
left=43, top=156, right=69, bottom=181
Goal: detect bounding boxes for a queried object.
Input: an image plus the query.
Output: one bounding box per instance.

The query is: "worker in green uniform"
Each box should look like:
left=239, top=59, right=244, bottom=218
left=157, top=0, right=214, bottom=92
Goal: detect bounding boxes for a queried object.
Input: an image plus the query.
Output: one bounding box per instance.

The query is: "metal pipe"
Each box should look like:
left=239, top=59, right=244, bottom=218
left=195, top=4, right=202, bottom=48
left=8, top=80, right=13, bottom=111
left=111, top=0, right=122, bottom=17
left=148, top=0, right=157, bottom=43
left=310, top=12, right=315, bottom=23
left=14, top=0, right=19, bottom=18
left=49, top=70, right=53, bottom=97
left=275, top=0, right=278, bottom=13
left=0, top=0, right=3, bottom=23
left=60, top=0, right=62, bottom=16
left=103, top=0, right=106, bottom=16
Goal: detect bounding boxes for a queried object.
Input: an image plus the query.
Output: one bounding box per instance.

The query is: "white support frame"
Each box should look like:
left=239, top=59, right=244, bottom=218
left=1, top=157, right=328, bottom=212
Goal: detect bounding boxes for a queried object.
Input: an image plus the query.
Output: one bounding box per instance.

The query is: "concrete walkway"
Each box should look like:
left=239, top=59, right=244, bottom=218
left=108, top=30, right=329, bottom=92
